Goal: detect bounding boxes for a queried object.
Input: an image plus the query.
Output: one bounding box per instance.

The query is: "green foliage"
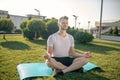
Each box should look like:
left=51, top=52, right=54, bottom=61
left=109, top=28, right=113, bottom=34
left=74, top=31, right=94, bottom=44
left=67, top=27, right=78, bottom=37
left=20, top=19, right=46, bottom=40
left=14, top=29, right=22, bottom=34
left=28, top=16, right=32, bottom=20
left=41, top=30, right=49, bottom=39
left=108, top=27, right=119, bottom=36
left=20, top=20, right=28, bottom=30
left=46, top=19, right=59, bottom=36
left=7, top=14, right=10, bottom=18
left=27, top=19, right=46, bottom=33
left=20, top=18, right=60, bottom=40
left=23, top=29, right=35, bottom=39
left=0, top=18, right=14, bottom=33
left=112, top=26, right=119, bottom=36
left=67, top=27, right=93, bottom=44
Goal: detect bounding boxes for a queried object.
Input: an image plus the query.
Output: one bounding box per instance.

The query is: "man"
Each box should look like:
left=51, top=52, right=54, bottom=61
left=44, top=16, right=92, bottom=77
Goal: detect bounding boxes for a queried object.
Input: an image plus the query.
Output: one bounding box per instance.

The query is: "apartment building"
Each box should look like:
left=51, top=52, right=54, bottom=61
left=91, top=20, right=120, bottom=34
left=0, top=10, right=46, bottom=29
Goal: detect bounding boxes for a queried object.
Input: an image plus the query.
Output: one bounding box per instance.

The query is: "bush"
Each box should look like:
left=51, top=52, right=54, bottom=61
left=67, top=27, right=78, bottom=37
left=0, top=18, right=14, bottom=40
left=0, top=18, right=14, bottom=33
left=21, top=19, right=46, bottom=40
left=20, top=20, right=28, bottom=30
left=74, top=31, right=94, bottom=44
left=112, top=26, right=118, bottom=36
left=23, top=29, right=35, bottom=40
left=41, top=30, right=49, bottom=39
left=14, top=29, right=22, bottom=34
left=46, top=19, right=59, bottom=36
left=109, top=28, right=113, bottom=35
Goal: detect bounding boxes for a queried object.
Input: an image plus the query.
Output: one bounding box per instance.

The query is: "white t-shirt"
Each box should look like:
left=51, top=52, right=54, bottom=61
left=47, top=32, right=74, bottom=57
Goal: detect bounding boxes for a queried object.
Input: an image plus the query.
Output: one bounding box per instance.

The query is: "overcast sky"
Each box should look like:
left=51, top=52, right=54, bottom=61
left=0, top=0, right=120, bottom=29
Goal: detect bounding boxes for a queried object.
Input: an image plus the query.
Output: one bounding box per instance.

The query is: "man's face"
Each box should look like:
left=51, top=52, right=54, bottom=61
left=59, top=19, right=68, bottom=30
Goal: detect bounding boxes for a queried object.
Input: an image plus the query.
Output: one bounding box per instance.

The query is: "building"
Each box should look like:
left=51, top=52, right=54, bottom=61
left=91, top=20, right=120, bottom=34
left=0, top=10, right=46, bottom=29
left=27, top=14, right=46, bottom=20
left=95, top=21, right=120, bottom=29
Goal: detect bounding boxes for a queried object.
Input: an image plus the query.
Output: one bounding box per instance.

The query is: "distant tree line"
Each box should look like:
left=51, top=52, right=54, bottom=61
left=0, top=17, right=93, bottom=43
left=109, top=26, right=119, bottom=36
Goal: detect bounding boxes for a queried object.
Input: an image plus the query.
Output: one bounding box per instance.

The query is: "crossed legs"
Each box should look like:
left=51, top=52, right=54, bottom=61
left=45, top=57, right=88, bottom=73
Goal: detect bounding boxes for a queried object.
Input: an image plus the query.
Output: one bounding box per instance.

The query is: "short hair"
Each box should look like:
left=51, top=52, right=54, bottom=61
left=58, top=16, right=68, bottom=23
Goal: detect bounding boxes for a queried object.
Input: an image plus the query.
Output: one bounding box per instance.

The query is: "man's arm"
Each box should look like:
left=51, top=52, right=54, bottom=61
left=69, top=47, right=92, bottom=58
left=44, top=46, right=53, bottom=60
left=47, top=46, right=53, bottom=56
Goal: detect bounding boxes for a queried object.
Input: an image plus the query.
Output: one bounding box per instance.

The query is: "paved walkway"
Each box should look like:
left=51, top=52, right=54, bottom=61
left=101, top=35, right=120, bottom=42
left=0, top=34, right=21, bottom=36
left=93, top=34, right=120, bottom=41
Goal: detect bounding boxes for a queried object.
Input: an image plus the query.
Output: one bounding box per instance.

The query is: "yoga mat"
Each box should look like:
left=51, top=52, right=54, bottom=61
left=17, top=62, right=101, bottom=80
left=83, top=62, right=101, bottom=72
left=17, top=63, right=52, bottom=80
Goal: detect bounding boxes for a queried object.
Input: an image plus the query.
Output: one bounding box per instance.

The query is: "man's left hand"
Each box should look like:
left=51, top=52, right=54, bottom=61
left=85, top=51, right=92, bottom=58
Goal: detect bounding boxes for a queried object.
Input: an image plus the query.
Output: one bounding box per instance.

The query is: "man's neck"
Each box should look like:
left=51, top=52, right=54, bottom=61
left=58, top=30, right=67, bottom=37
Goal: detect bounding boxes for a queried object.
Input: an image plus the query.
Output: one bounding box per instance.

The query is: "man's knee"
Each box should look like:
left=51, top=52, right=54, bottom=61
left=45, top=58, right=57, bottom=67
left=82, top=57, right=88, bottom=64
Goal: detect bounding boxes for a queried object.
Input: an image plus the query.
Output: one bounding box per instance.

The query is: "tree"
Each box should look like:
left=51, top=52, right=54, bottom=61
left=28, top=16, right=32, bottom=20
left=109, top=28, right=113, bottom=35
left=20, top=20, right=28, bottom=30
left=20, top=20, right=28, bottom=37
left=46, top=19, right=59, bottom=36
left=0, top=18, right=14, bottom=40
left=23, top=19, right=46, bottom=40
left=112, top=26, right=118, bottom=36
left=7, top=14, right=10, bottom=18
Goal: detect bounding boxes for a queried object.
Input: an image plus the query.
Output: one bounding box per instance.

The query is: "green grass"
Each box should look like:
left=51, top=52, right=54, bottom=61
left=0, top=35, right=120, bottom=80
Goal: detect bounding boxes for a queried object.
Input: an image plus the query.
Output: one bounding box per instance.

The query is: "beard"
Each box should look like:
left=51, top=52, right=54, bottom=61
left=61, top=26, right=68, bottom=30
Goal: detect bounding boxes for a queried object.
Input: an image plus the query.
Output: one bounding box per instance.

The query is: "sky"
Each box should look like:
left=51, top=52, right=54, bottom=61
left=0, top=0, right=120, bottom=29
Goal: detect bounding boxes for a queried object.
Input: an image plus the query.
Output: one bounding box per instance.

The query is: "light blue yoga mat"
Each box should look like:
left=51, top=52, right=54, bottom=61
left=17, top=62, right=101, bottom=80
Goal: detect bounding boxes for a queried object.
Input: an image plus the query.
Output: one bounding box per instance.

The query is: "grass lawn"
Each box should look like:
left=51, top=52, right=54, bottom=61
left=0, top=35, right=120, bottom=80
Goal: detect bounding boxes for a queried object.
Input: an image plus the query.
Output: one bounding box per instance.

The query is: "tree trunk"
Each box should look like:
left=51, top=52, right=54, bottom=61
left=34, top=32, right=37, bottom=40
left=3, top=33, right=7, bottom=40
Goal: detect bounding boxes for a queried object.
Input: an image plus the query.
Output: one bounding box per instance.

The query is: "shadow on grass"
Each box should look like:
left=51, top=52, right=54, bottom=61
left=29, top=39, right=47, bottom=45
left=55, top=70, right=109, bottom=80
left=75, top=43, right=120, bottom=54
left=1, top=41, right=30, bottom=50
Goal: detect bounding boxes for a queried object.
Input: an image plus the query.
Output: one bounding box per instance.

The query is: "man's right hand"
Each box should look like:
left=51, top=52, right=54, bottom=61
left=44, top=52, right=51, bottom=60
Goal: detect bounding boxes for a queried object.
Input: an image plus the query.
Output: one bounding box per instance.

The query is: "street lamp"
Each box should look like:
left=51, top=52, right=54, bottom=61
left=34, top=9, right=40, bottom=18
left=73, top=15, right=78, bottom=28
left=99, top=0, right=103, bottom=39
left=78, top=22, right=80, bottom=29
left=88, top=21, right=90, bottom=32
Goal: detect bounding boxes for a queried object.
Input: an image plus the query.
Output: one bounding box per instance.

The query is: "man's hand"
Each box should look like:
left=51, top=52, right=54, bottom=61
left=84, top=51, right=92, bottom=58
left=44, top=52, right=51, bottom=60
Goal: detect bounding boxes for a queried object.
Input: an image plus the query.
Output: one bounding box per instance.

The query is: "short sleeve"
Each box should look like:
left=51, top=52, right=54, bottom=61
left=47, top=35, right=54, bottom=47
